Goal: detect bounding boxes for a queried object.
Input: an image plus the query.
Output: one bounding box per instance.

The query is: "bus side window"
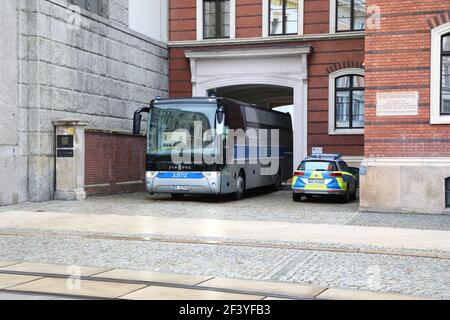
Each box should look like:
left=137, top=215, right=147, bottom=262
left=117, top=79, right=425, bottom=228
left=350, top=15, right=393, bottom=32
left=226, top=104, right=246, bottom=130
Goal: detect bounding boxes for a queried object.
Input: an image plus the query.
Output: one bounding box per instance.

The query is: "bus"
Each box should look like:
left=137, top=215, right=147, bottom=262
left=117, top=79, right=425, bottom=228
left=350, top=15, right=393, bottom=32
left=132, top=97, right=293, bottom=199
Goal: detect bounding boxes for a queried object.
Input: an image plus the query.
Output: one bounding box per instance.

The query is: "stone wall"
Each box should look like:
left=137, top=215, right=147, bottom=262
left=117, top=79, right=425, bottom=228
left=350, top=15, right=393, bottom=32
left=0, top=0, right=168, bottom=206
left=0, top=0, right=20, bottom=206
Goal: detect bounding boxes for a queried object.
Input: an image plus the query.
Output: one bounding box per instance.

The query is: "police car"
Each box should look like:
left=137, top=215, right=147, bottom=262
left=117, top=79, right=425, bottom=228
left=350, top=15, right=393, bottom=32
left=292, top=154, right=358, bottom=203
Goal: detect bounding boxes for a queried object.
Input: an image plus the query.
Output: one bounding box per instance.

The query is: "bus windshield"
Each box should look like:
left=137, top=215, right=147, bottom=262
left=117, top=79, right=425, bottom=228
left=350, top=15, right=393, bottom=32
left=147, top=103, right=217, bottom=158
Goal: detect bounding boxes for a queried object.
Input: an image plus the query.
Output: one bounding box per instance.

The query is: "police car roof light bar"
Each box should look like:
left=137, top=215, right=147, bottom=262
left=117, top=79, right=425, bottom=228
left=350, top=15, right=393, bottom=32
left=309, top=153, right=343, bottom=160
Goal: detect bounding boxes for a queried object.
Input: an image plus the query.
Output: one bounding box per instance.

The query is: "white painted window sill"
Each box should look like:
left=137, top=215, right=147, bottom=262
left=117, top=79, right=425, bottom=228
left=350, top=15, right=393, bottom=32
left=430, top=116, right=450, bottom=125
left=329, top=129, right=365, bottom=135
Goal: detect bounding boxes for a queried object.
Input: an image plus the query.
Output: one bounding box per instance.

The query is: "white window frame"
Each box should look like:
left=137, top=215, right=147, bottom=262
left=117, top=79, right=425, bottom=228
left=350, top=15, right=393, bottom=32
left=328, top=68, right=365, bottom=135
left=431, top=22, right=450, bottom=124
left=330, top=0, right=367, bottom=34
left=329, top=0, right=337, bottom=33
left=197, top=0, right=236, bottom=40
left=262, top=0, right=304, bottom=37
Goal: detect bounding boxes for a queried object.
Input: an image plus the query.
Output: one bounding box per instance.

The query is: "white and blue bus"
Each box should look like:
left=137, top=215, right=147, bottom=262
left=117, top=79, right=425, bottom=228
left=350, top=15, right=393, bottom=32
left=133, top=97, right=293, bottom=199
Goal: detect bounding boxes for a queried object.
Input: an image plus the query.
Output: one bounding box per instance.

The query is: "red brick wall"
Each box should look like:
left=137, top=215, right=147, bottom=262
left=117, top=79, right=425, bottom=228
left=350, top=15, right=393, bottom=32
left=169, top=38, right=365, bottom=157
left=308, top=38, right=365, bottom=156
left=236, top=0, right=262, bottom=38
left=364, top=0, right=450, bottom=157
left=169, top=0, right=196, bottom=41
left=304, top=0, right=330, bottom=34
left=85, top=131, right=146, bottom=196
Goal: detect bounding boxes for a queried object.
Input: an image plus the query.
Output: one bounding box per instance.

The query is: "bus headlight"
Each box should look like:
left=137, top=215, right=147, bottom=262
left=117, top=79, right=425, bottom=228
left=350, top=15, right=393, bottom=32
left=202, top=172, right=220, bottom=180
left=146, top=171, right=159, bottom=179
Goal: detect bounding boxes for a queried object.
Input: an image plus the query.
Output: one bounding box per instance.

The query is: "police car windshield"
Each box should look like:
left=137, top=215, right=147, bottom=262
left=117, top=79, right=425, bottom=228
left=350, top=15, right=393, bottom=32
left=299, top=161, right=337, bottom=172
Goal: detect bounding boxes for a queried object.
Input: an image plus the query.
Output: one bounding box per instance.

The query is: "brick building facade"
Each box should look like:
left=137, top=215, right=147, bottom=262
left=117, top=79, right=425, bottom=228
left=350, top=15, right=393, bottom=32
left=169, top=0, right=366, bottom=168
left=168, top=0, right=450, bottom=213
left=361, top=0, right=450, bottom=213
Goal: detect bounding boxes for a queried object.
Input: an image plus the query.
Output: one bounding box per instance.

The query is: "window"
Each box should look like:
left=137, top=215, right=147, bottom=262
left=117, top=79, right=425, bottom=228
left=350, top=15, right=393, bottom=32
left=442, top=34, right=450, bottom=115
left=339, top=161, right=349, bottom=172
left=446, top=178, right=450, bottom=208
left=431, top=23, right=450, bottom=124
left=299, top=161, right=338, bottom=172
left=68, top=0, right=107, bottom=17
left=203, top=0, right=230, bottom=39
left=269, top=0, right=298, bottom=35
left=335, top=75, right=364, bottom=129
left=328, top=69, right=365, bottom=135
left=336, top=0, right=365, bottom=32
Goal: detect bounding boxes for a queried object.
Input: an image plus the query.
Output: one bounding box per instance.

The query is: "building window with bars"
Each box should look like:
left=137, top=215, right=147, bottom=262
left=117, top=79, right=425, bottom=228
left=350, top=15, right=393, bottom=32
left=269, top=0, right=298, bottom=36
left=441, top=34, right=450, bottom=115
left=203, top=0, right=230, bottom=39
left=335, top=75, right=365, bottom=129
left=336, top=0, right=365, bottom=32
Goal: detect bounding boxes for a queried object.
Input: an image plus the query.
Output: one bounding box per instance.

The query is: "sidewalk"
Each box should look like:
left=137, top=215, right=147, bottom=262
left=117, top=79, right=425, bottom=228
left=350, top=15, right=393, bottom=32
left=1, top=211, right=450, bottom=257
left=0, top=262, right=426, bottom=300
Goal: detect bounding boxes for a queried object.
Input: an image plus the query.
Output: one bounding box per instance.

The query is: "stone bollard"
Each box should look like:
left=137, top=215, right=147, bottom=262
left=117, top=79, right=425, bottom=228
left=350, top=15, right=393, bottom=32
left=53, top=119, right=89, bottom=201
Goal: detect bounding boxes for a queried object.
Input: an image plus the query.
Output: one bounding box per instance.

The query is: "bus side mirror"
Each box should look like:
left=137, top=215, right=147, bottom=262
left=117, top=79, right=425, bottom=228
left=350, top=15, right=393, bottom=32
left=133, top=112, right=142, bottom=135
left=132, top=106, right=150, bottom=135
left=216, top=107, right=225, bottom=135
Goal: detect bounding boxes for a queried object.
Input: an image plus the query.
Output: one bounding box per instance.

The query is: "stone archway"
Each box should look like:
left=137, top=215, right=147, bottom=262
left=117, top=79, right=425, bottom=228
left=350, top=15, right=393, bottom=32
left=185, top=46, right=311, bottom=166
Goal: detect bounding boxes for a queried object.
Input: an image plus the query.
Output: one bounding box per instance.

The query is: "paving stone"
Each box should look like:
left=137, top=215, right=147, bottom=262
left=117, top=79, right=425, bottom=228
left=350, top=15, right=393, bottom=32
left=8, top=278, right=146, bottom=299
left=200, top=277, right=326, bottom=299
left=121, top=286, right=264, bottom=300
left=94, top=269, right=211, bottom=286
left=0, top=274, right=41, bottom=289
left=1, top=262, right=109, bottom=277
left=0, top=262, right=18, bottom=268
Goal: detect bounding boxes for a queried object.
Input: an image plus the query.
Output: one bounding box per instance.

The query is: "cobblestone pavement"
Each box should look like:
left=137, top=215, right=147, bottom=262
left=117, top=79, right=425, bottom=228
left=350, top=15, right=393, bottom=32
left=1, top=189, right=360, bottom=225
left=350, top=212, right=450, bottom=231
left=0, top=234, right=448, bottom=299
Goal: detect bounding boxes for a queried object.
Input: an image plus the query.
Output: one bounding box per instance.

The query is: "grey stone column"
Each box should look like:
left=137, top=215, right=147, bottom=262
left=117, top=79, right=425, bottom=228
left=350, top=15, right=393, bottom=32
left=53, top=119, right=89, bottom=201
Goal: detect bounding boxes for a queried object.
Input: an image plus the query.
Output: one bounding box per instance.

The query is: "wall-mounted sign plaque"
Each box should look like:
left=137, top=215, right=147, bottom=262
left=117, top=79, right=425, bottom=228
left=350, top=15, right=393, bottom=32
left=376, top=91, right=419, bottom=116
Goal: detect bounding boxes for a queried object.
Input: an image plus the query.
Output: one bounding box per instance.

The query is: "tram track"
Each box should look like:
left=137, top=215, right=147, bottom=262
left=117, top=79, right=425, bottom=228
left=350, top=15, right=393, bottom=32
left=0, top=228, right=448, bottom=260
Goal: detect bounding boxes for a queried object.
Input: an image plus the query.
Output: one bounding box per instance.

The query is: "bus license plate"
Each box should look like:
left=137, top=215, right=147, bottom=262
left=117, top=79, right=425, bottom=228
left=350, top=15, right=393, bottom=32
left=171, top=186, right=191, bottom=191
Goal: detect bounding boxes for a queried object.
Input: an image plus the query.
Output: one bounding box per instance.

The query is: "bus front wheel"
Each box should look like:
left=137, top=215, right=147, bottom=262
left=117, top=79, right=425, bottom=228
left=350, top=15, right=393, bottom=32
left=234, top=172, right=246, bottom=200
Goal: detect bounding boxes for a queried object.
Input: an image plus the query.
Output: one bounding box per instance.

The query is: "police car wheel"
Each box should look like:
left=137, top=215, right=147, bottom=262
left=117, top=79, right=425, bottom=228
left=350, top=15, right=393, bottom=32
left=351, top=184, right=358, bottom=201
left=342, top=187, right=351, bottom=203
